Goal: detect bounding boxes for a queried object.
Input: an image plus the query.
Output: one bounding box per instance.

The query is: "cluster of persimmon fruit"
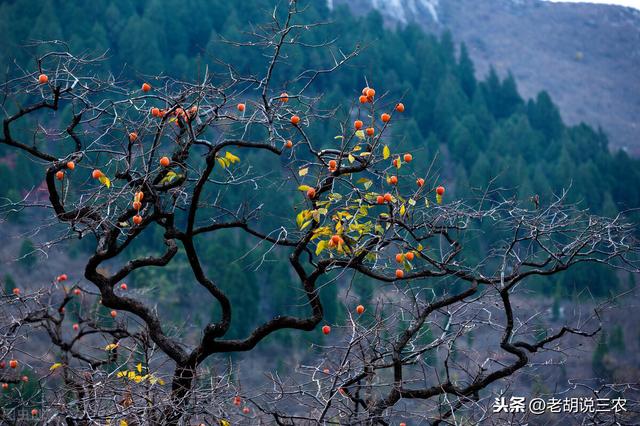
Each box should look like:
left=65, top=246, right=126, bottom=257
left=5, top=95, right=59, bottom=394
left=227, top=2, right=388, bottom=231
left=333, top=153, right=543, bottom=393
left=0, top=359, right=24, bottom=392
left=37, top=74, right=420, bottom=423
left=131, top=190, right=145, bottom=225
left=10, top=272, right=124, bottom=337
left=54, top=160, right=75, bottom=181
left=230, top=395, right=251, bottom=415
left=308, top=84, right=449, bottom=354
left=320, top=303, right=366, bottom=336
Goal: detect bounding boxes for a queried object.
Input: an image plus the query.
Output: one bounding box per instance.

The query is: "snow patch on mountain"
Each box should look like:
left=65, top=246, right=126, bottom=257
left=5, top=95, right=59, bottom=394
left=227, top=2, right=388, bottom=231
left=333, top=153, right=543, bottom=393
left=328, top=0, right=440, bottom=23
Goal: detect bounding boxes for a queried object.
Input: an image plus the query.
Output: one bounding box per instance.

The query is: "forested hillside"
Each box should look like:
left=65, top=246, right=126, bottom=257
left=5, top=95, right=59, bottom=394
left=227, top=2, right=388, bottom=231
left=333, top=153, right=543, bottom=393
left=1, top=0, right=638, bottom=345
left=334, top=0, right=640, bottom=154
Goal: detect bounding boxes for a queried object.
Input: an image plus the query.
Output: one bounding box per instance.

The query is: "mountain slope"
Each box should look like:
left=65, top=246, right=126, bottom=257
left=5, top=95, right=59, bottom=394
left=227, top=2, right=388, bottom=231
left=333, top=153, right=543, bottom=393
left=332, top=0, right=640, bottom=155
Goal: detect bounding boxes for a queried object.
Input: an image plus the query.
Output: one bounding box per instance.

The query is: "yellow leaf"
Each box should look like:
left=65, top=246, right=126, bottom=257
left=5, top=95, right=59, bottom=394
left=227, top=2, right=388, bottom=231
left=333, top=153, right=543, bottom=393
left=105, top=343, right=119, bottom=351
left=225, top=151, right=240, bottom=163
left=50, top=362, right=63, bottom=371
left=98, top=175, right=111, bottom=188
left=399, top=204, right=406, bottom=216
left=136, top=363, right=142, bottom=373
left=298, top=185, right=312, bottom=192
left=127, top=371, right=136, bottom=380
left=355, top=130, right=365, bottom=140
left=300, top=220, right=313, bottom=230
left=216, top=157, right=228, bottom=168
left=315, top=240, right=328, bottom=255
left=348, top=154, right=355, bottom=164
left=120, top=421, right=128, bottom=426
left=408, top=198, right=416, bottom=206
left=436, top=194, right=442, bottom=205
left=311, top=226, right=332, bottom=240
left=299, top=167, right=309, bottom=177
left=383, top=145, right=390, bottom=160
left=296, top=210, right=307, bottom=228
left=133, top=375, right=144, bottom=383
left=220, top=420, right=231, bottom=426
left=117, top=371, right=127, bottom=378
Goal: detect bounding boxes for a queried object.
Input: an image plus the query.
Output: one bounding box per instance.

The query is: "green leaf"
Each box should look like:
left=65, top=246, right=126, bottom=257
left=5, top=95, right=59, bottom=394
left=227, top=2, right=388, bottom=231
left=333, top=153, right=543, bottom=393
left=356, top=177, right=373, bottom=190
left=159, top=171, right=178, bottom=184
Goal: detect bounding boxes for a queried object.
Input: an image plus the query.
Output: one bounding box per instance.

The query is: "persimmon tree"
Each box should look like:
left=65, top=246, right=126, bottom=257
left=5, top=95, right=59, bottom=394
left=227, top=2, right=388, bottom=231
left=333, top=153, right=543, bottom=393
left=1, top=2, right=638, bottom=425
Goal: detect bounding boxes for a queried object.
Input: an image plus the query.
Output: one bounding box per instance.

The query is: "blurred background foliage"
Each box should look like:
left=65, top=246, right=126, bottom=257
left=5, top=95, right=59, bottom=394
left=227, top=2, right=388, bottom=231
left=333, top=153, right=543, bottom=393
left=1, top=0, right=638, bottom=348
